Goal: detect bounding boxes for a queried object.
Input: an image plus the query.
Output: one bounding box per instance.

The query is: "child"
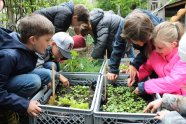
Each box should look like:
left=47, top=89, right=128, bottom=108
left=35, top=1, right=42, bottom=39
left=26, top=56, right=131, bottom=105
left=0, top=13, right=54, bottom=119
left=73, top=34, right=87, bottom=51
left=35, top=1, right=89, bottom=33
left=107, top=9, right=163, bottom=81
left=78, top=8, right=135, bottom=59
left=133, top=21, right=186, bottom=95
left=144, top=94, right=186, bottom=124
left=143, top=32, right=186, bottom=124
left=37, top=32, right=74, bottom=87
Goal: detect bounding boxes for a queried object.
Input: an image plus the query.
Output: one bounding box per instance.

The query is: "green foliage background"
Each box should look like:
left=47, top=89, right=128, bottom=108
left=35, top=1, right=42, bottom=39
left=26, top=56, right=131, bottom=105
left=96, top=0, right=147, bottom=17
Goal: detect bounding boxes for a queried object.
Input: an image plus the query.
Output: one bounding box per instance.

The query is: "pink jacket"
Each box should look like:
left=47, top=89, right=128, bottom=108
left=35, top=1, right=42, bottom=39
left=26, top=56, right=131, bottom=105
left=138, top=48, right=186, bottom=95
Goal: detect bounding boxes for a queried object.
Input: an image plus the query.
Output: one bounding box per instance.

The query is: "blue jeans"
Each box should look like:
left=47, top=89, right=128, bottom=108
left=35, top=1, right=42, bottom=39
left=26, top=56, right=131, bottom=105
left=5, top=68, right=52, bottom=98
left=43, top=61, right=60, bottom=71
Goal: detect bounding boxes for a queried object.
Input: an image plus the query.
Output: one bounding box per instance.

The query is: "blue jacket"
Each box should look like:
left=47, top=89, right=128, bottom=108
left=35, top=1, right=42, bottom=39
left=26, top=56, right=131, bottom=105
left=35, top=1, right=74, bottom=32
left=0, top=28, right=38, bottom=113
left=109, top=9, right=163, bottom=74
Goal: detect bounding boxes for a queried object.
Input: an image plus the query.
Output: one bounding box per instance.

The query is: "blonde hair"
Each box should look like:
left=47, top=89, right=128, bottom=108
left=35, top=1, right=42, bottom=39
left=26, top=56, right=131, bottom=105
left=153, top=21, right=184, bottom=45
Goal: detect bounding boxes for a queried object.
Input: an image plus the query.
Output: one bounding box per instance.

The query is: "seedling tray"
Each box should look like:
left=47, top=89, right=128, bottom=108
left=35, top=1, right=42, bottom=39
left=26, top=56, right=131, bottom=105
left=29, top=73, right=101, bottom=124
left=94, top=75, right=161, bottom=124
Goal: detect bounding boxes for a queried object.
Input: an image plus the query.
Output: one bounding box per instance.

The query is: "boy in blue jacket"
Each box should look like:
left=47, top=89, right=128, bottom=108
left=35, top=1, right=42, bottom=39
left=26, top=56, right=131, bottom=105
left=0, top=13, right=54, bottom=120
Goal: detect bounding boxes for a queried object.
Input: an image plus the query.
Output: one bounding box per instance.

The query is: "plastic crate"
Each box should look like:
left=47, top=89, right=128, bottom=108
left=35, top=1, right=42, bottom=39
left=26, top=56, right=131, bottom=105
left=101, top=58, right=133, bottom=75
left=29, top=73, right=101, bottom=124
left=94, top=75, right=161, bottom=124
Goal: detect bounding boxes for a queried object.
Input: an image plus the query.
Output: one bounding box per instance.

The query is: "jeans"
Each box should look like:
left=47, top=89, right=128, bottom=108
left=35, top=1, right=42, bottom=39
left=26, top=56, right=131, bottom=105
left=5, top=68, right=52, bottom=98
left=43, top=61, right=60, bottom=71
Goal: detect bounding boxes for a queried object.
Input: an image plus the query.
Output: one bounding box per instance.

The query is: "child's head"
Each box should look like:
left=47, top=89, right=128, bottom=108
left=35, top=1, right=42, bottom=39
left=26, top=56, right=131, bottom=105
left=72, top=35, right=86, bottom=51
left=72, top=4, right=89, bottom=31
left=121, top=10, right=154, bottom=46
left=178, top=32, right=186, bottom=62
left=153, top=21, right=184, bottom=56
left=18, top=14, right=55, bottom=54
left=51, top=32, right=74, bottom=60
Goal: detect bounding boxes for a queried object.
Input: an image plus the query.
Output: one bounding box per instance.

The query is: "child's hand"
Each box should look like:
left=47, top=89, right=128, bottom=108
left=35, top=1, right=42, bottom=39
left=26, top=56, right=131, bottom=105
left=107, top=73, right=118, bottom=81
left=59, top=75, right=69, bottom=87
left=128, top=65, right=138, bottom=83
left=133, top=87, right=140, bottom=95
left=127, top=78, right=135, bottom=87
left=154, top=110, right=170, bottom=120
left=143, top=98, right=163, bottom=113
left=27, top=100, right=42, bottom=117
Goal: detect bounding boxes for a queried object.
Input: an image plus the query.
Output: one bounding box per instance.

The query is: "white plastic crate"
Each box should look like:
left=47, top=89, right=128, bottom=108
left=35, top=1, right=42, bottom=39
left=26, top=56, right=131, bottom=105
left=29, top=73, right=101, bottom=124
left=94, top=75, right=161, bottom=124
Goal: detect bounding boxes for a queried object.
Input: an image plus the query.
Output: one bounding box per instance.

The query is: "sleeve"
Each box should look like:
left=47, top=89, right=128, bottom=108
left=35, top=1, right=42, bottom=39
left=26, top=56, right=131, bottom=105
left=162, top=94, right=186, bottom=115
left=130, top=44, right=147, bottom=70
left=161, top=111, right=186, bottom=124
left=138, top=52, right=154, bottom=81
left=109, top=21, right=126, bottom=74
left=0, top=53, right=29, bottom=113
left=91, top=25, right=109, bottom=59
left=144, top=60, right=186, bottom=95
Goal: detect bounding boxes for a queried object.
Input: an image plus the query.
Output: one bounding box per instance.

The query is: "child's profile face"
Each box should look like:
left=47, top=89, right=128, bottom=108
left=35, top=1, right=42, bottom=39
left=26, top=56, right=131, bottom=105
left=33, top=34, right=53, bottom=54
left=52, top=44, right=63, bottom=61
left=154, top=41, right=177, bottom=57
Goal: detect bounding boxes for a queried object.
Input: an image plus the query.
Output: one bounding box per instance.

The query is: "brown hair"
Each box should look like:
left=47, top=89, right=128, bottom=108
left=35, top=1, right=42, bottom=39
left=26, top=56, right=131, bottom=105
left=121, top=10, right=154, bottom=43
left=121, top=10, right=155, bottom=57
left=78, top=23, right=92, bottom=36
left=18, top=14, right=55, bottom=43
left=153, top=21, right=184, bottom=45
left=74, top=4, right=89, bottom=24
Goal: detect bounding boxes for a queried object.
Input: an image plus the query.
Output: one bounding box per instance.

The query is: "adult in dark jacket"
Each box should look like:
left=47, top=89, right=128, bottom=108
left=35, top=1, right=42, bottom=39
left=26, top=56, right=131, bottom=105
left=0, top=14, right=54, bottom=117
left=79, top=8, right=135, bottom=59
left=35, top=1, right=89, bottom=33
left=107, top=9, right=163, bottom=83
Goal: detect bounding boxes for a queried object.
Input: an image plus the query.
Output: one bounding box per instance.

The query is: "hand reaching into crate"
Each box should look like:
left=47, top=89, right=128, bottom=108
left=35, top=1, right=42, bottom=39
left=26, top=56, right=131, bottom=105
left=127, top=65, right=139, bottom=87
left=59, top=74, right=69, bottom=87
left=143, top=98, right=163, bottom=113
left=27, top=100, right=42, bottom=117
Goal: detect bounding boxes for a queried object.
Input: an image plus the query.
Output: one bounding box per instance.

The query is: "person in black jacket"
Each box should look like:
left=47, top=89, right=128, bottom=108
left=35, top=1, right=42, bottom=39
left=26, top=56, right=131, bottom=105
left=78, top=8, right=135, bottom=59
left=35, top=1, right=89, bottom=33
left=0, top=14, right=54, bottom=121
left=107, top=9, right=163, bottom=83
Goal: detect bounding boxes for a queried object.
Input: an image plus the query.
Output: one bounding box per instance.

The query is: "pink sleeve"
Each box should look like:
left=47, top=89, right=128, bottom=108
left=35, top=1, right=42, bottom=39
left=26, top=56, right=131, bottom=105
left=138, top=53, right=154, bottom=81
left=144, top=60, right=186, bottom=95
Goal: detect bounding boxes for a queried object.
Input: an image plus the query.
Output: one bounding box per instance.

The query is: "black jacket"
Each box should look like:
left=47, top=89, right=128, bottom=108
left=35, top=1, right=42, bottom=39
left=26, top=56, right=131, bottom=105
left=90, top=8, right=123, bottom=59
left=35, top=1, right=74, bottom=32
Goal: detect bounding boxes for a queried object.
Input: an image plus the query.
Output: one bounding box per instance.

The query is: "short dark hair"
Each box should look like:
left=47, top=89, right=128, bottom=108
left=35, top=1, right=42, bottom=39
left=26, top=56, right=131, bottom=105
left=74, top=4, right=89, bottom=24
left=18, top=14, right=55, bottom=43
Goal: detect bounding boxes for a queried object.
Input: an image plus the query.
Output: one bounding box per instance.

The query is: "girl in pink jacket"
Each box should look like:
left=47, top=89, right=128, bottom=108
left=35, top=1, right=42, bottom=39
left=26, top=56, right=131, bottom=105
left=133, top=21, right=186, bottom=95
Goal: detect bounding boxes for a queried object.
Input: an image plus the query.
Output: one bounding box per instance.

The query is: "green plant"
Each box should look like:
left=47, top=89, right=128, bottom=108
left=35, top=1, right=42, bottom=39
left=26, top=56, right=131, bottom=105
left=49, top=83, right=93, bottom=110
left=102, top=84, right=148, bottom=113
left=60, top=50, right=102, bottom=72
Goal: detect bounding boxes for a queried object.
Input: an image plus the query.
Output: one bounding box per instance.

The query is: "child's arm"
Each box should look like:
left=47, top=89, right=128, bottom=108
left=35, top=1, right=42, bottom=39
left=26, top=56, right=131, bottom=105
left=58, top=74, right=69, bottom=87
left=161, top=94, right=186, bottom=115
left=143, top=59, right=186, bottom=95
